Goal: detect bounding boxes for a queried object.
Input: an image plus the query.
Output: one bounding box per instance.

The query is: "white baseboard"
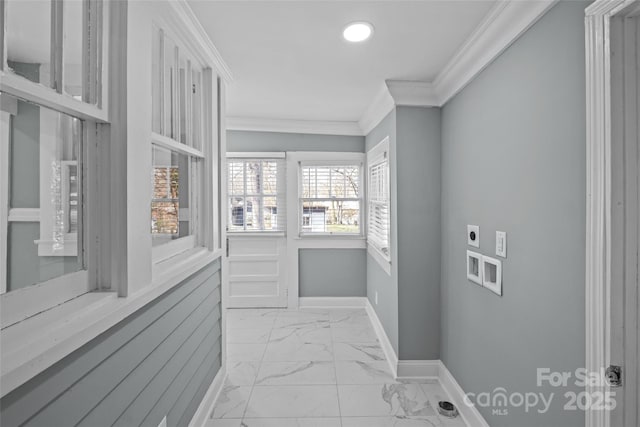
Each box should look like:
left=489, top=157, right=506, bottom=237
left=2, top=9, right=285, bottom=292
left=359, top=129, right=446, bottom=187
left=438, top=361, right=490, bottom=427
left=364, top=300, right=398, bottom=378
left=298, top=297, right=368, bottom=308
left=397, top=360, right=440, bottom=379
left=188, top=365, right=227, bottom=427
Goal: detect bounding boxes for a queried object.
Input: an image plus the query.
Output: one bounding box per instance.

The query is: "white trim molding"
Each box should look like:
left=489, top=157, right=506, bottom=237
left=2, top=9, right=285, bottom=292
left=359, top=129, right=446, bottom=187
left=365, top=299, right=398, bottom=378
left=432, top=0, right=558, bottom=105
left=358, top=83, right=396, bottom=136
left=226, top=117, right=364, bottom=137
left=299, top=297, right=367, bottom=308
left=438, top=361, right=491, bottom=427
left=585, top=2, right=639, bottom=427
left=386, top=80, right=438, bottom=107
left=167, top=1, right=233, bottom=83
left=396, top=360, right=439, bottom=379
left=188, top=365, right=227, bottom=427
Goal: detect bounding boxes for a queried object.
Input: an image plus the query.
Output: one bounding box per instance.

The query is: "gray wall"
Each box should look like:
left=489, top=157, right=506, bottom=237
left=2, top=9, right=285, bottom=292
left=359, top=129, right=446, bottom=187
left=227, top=130, right=365, bottom=152
left=440, top=2, right=587, bottom=426
left=396, top=106, right=441, bottom=360
left=299, top=249, right=366, bottom=297
left=365, top=110, right=399, bottom=354
left=0, top=259, right=222, bottom=427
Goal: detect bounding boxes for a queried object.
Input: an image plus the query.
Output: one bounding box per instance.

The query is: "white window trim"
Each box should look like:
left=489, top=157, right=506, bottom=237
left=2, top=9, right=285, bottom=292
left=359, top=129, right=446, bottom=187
left=150, top=24, right=215, bottom=266
left=227, top=151, right=286, bottom=159
left=293, top=152, right=365, bottom=238
left=1, top=0, right=230, bottom=398
left=0, top=110, right=9, bottom=294
left=0, top=0, right=110, bottom=319
left=367, top=137, right=391, bottom=275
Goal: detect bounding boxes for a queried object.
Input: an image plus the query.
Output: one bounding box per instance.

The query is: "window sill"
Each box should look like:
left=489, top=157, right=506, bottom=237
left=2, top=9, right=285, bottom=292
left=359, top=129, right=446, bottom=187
left=293, top=236, right=367, bottom=249
left=296, top=234, right=365, bottom=239
left=227, top=231, right=286, bottom=238
left=0, top=247, right=222, bottom=398
left=368, top=244, right=391, bottom=276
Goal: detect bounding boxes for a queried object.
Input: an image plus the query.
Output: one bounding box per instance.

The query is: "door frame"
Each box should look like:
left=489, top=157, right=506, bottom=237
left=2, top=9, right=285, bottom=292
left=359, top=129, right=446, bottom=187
left=585, top=1, right=639, bottom=426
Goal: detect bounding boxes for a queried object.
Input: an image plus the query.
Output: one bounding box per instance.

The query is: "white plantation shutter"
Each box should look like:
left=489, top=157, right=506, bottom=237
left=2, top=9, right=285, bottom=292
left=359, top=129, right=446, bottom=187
left=367, top=138, right=390, bottom=260
left=298, top=163, right=362, bottom=235
left=227, top=156, right=287, bottom=232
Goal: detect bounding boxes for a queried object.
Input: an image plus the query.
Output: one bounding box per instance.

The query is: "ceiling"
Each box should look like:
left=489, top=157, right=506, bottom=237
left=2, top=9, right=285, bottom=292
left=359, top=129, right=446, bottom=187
left=189, top=0, right=496, bottom=124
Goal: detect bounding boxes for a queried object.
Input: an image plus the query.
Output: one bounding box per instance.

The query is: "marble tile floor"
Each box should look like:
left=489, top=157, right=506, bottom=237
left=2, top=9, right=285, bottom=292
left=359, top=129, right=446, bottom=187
left=206, top=308, right=467, bottom=427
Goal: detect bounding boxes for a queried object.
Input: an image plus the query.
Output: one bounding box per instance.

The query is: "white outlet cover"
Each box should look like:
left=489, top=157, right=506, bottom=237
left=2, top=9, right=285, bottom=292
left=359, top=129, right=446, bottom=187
left=496, top=231, right=507, bottom=258
left=466, top=250, right=483, bottom=285
left=467, top=225, right=480, bottom=248
left=482, top=255, right=502, bottom=296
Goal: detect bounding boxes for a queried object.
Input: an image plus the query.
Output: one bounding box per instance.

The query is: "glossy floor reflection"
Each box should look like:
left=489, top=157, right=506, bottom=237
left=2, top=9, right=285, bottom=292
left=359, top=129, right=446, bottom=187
left=207, top=308, right=467, bottom=427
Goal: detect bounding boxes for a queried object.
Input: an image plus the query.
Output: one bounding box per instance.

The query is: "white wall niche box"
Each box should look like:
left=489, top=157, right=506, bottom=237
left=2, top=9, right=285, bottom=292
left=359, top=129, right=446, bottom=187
left=496, top=231, right=507, bottom=258
left=467, top=224, right=479, bottom=248
left=466, top=250, right=483, bottom=285
left=482, top=255, right=502, bottom=296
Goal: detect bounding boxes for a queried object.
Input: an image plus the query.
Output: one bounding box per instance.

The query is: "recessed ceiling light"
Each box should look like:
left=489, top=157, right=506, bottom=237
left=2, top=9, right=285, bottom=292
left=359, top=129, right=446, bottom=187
left=343, top=22, right=374, bottom=43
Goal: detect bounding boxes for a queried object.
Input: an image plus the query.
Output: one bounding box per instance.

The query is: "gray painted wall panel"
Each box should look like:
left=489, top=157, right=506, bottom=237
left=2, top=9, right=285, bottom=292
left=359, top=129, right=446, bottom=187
left=176, top=355, right=221, bottom=427
left=365, top=111, right=399, bottom=353
left=440, top=2, right=587, bottom=426
left=114, top=333, right=219, bottom=427
left=76, top=303, right=220, bottom=427
left=396, top=106, right=441, bottom=360
left=227, top=130, right=365, bottom=152
left=141, top=341, right=220, bottom=427
left=0, top=260, right=222, bottom=427
left=299, top=249, right=366, bottom=297
left=0, top=261, right=219, bottom=426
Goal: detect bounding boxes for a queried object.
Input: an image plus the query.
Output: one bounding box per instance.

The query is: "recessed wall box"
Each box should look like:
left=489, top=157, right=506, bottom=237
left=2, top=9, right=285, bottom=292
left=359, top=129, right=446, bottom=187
left=467, top=250, right=483, bottom=285
left=467, top=225, right=479, bottom=248
left=482, top=255, right=502, bottom=296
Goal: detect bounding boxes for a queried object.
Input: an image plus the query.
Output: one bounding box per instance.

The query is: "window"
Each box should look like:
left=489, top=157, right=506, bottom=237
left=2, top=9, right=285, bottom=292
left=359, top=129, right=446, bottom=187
left=227, top=155, right=286, bottom=232
left=151, top=146, right=202, bottom=247
left=367, top=137, right=391, bottom=265
left=0, top=0, right=105, bottom=298
left=150, top=26, right=209, bottom=260
left=299, top=163, right=362, bottom=235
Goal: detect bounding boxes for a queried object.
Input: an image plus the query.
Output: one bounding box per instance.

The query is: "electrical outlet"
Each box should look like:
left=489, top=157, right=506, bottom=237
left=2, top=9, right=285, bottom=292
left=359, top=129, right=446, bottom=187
left=375, top=291, right=378, bottom=305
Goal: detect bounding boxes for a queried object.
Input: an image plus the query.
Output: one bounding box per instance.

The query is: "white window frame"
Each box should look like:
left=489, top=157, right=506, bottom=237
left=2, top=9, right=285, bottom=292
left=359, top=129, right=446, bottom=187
left=293, top=152, right=365, bottom=238
left=226, top=152, right=286, bottom=235
left=150, top=25, right=210, bottom=265
left=367, top=137, right=391, bottom=274
left=0, top=0, right=109, bottom=320
left=0, top=0, right=229, bottom=398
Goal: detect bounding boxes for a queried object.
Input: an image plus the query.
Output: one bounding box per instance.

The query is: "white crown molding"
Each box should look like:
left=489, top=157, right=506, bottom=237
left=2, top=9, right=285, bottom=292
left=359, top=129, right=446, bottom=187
left=169, top=0, right=233, bottom=82
left=433, top=0, right=559, bottom=105
left=226, top=116, right=364, bottom=136
left=358, top=83, right=396, bottom=136
left=386, top=80, right=439, bottom=107
left=357, top=0, right=559, bottom=136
